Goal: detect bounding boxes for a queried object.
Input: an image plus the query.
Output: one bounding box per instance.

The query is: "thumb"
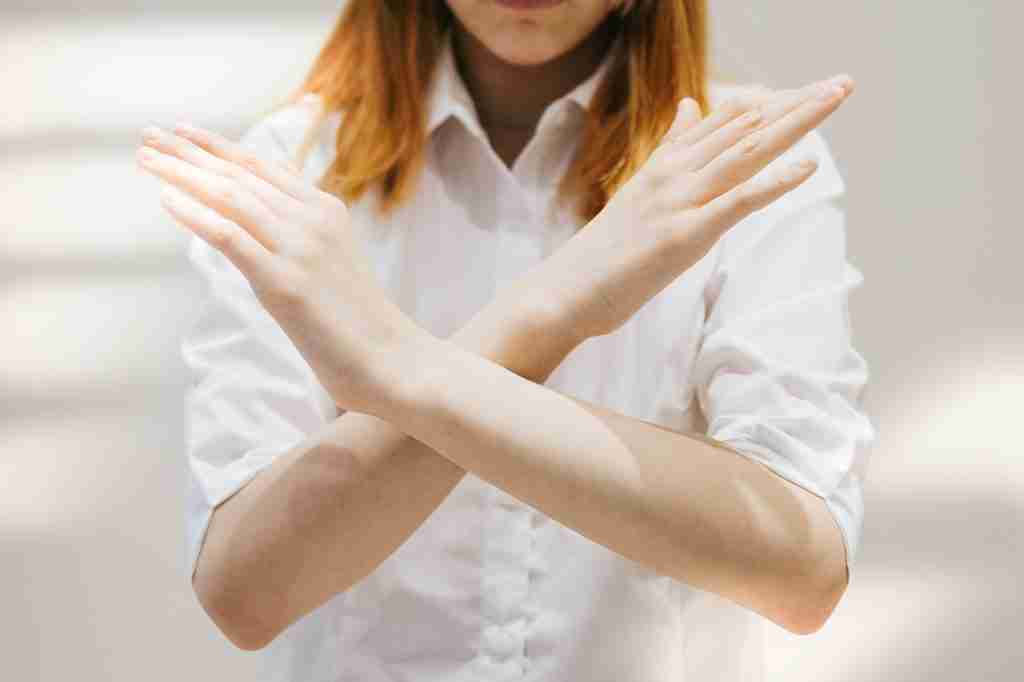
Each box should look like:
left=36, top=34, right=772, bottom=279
left=677, top=96, right=702, bottom=131
left=662, top=96, right=702, bottom=148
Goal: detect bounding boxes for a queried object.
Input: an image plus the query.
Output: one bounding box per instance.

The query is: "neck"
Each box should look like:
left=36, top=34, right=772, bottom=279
left=449, top=18, right=617, bottom=132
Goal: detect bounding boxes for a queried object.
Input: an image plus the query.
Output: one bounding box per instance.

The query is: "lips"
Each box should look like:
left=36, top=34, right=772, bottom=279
left=493, top=0, right=566, bottom=10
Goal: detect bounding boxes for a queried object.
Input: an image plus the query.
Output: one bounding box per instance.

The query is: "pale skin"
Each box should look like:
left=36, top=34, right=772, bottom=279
left=138, top=1, right=857, bottom=650
left=446, top=0, right=621, bottom=166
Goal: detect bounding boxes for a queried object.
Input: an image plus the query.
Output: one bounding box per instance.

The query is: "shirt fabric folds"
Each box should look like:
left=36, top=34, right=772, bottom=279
left=180, top=26, right=877, bottom=682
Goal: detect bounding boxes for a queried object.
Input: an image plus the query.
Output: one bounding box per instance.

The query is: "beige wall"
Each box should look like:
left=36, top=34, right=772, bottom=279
left=2, top=1, right=1018, bottom=679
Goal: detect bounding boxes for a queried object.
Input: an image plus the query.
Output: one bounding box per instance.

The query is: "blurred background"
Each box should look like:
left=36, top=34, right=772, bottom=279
left=2, top=1, right=1019, bottom=680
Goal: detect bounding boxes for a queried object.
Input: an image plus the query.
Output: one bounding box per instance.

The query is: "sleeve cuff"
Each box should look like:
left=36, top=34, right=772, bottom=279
left=183, top=440, right=304, bottom=585
left=710, top=434, right=864, bottom=582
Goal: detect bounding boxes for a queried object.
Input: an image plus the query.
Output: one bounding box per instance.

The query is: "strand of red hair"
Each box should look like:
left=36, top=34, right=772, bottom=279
left=266, top=0, right=709, bottom=227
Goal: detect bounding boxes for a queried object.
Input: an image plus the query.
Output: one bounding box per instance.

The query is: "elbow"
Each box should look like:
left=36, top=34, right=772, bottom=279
left=776, top=491, right=853, bottom=635
left=231, top=628, right=278, bottom=652
left=777, top=558, right=849, bottom=636
left=192, top=561, right=280, bottom=651
left=220, top=610, right=279, bottom=652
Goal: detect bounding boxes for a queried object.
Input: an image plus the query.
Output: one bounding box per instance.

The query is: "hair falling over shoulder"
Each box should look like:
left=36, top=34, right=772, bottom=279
left=268, top=0, right=710, bottom=226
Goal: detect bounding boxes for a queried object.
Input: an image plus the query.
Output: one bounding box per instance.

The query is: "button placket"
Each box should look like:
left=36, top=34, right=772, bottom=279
left=476, top=653, right=525, bottom=681
left=478, top=144, right=560, bottom=678
left=492, top=192, right=540, bottom=295
left=483, top=618, right=526, bottom=659
left=479, top=479, right=540, bottom=677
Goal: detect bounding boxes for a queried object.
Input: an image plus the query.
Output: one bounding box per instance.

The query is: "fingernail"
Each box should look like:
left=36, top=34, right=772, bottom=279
left=160, top=186, right=180, bottom=205
left=174, top=122, right=196, bottom=136
left=817, top=81, right=844, bottom=101
left=141, top=125, right=162, bottom=142
left=830, top=71, right=851, bottom=84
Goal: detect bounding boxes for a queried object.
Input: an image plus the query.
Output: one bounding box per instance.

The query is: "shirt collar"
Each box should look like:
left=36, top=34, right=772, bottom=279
left=425, top=28, right=620, bottom=137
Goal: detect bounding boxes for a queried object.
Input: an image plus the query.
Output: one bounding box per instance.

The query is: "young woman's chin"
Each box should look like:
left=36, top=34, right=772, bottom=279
left=446, top=0, right=619, bottom=65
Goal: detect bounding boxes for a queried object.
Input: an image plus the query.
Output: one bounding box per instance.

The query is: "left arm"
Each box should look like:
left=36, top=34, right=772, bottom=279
left=363, top=118, right=873, bottom=637
left=361, top=119, right=872, bottom=638
left=373, top=331, right=848, bottom=636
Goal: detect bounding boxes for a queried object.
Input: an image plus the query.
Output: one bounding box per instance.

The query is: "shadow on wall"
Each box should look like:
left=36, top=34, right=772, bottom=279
left=850, top=490, right=1021, bottom=681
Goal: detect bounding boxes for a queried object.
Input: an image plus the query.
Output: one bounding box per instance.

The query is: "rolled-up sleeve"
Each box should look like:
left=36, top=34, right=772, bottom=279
left=689, top=129, right=878, bottom=581
left=180, top=116, right=336, bottom=585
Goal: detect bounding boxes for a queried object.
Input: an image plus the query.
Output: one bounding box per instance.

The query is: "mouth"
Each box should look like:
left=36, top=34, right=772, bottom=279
left=493, top=0, right=566, bottom=10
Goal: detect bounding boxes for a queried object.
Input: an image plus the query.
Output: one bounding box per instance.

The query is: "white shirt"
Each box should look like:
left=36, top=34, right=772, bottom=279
left=182, top=27, right=878, bottom=682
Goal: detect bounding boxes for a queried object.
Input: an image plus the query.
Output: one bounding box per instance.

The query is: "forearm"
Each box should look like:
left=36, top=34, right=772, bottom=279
left=194, top=291, right=580, bottom=650
left=371, top=337, right=849, bottom=636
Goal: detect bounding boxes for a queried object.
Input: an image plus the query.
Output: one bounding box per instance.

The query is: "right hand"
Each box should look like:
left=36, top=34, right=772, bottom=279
left=516, top=74, right=855, bottom=343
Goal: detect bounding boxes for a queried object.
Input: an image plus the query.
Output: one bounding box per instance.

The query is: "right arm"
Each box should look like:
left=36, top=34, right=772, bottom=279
left=178, top=107, right=591, bottom=651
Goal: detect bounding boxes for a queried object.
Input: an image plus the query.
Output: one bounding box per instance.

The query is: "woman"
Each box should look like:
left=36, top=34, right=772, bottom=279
left=137, top=0, right=875, bottom=679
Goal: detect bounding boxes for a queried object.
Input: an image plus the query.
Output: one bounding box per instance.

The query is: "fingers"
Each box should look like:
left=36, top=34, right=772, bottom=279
left=676, top=86, right=807, bottom=171
left=662, top=89, right=769, bottom=153
left=687, top=74, right=853, bottom=207
left=695, top=156, right=820, bottom=238
left=159, top=183, right=278, bottom=290
left=666, top=97, right=703, bottom=141
left=653, top=96, right=704, bottom=160
left=136, top=144, right=282, bottom=252
left=678, top=98, right=703, bottom=133
left=172, top=123, right=319, bottom=204
left=142, top=125, right=305, bottom=218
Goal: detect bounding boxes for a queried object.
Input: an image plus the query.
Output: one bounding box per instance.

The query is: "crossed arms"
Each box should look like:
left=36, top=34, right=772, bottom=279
left=188, top=251, right=849, bottom=650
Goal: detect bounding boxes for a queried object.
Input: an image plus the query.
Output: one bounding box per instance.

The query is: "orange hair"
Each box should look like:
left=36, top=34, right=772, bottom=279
left=268, top=0, right=710, bottom=226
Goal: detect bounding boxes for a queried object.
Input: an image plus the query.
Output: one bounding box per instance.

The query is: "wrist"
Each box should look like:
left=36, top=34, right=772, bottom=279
left=514, top=285, right=591, bottom=363
left=452, top=285, right=587, bottom=383
left=364, top=329, right=452, bottom=420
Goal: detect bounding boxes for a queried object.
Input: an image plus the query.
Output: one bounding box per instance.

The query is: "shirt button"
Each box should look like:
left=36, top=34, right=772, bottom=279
left=525, top=549, right=549, bottom=576
left=483, top=622, right=524, bottom=659
left=478, top=652, right=524, bottom=677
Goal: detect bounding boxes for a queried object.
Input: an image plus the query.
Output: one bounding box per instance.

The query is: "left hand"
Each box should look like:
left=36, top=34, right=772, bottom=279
left=514, top=78, right=850, bottom=342
left=136, top=122, right=423, bottom=414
